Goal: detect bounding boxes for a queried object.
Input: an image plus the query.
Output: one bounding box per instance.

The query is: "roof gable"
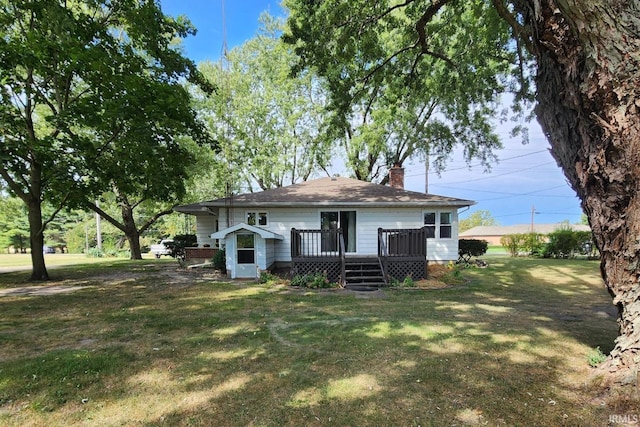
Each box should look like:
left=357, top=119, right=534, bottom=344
left=211, top=223, right=284, bottom=240
left=177, top=177, right=474, bottom=211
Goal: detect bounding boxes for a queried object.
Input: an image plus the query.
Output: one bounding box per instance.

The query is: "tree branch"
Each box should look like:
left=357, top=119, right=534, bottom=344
left=415, top=0, right=454, bottom=54
left=138, top=207, right=175, bottom=235
left=40, top=193, right=70, bottom=235
left=490, top=0, right=534, bottom=53
left=84, top=200, right=127, bottom=234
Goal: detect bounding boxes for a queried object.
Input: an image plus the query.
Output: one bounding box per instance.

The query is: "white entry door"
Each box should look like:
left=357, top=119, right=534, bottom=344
left=235, top=233, right=257, bottom=278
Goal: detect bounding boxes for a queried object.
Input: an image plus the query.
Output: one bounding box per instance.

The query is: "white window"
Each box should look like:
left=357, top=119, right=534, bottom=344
left=246, top=211, right=268, bottom=226
left=440, top=212, right=452, bottom=238
left=424, top=211, right=453, bottom=239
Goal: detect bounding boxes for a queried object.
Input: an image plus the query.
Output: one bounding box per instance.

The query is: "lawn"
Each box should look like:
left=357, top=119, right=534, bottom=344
left=0, top=256, right=632, bottom=426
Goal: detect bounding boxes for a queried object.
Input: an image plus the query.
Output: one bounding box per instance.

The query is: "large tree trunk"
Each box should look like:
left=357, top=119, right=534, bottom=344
left=521, top=0, right=640, bottom=382
left=27, top=197, right=49, bottom=281
left=121, top=203, right=143, bottom=260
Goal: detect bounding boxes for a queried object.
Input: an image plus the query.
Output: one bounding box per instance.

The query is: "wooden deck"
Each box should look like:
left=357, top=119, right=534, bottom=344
left=291, top=228, right=427, bottom=288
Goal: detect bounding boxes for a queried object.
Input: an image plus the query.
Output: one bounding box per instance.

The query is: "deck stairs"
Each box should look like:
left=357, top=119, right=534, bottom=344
left=343, top=257, right=385, bottom=291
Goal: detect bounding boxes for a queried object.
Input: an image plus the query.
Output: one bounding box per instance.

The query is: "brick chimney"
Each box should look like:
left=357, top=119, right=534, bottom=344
left=389, top=163, right=404, bottom=189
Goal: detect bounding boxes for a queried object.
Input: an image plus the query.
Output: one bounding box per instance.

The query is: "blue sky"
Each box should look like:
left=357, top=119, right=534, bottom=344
left=160, top=0, right=584, bottom=227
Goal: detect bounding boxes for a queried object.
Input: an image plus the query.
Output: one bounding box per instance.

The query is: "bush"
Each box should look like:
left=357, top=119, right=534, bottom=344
left=290, top=272, right=337, bottom=289
left=164, top=234, right=197, bottom=260
left=458, top=239, right=488, bottom=263
left=86, top=247, right=104, bottom=258
left=587, top=346, right=607, bottom=367
left=500, top=234, right=524, bottom=257
left=212, top=249, right=226, bottom=272
left=500, top=232, right=545, bottom=257
left=258, top=270, right=280, bottom=285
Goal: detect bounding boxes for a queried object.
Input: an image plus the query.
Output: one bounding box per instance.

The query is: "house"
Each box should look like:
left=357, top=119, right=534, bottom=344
left=460, top=223, right=591, bottom=245
left=174, top=167, right=474, bottom=287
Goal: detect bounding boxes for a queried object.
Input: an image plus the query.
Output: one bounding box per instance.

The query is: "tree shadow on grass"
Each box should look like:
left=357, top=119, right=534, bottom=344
left=0, top=258, right=623, bottom=425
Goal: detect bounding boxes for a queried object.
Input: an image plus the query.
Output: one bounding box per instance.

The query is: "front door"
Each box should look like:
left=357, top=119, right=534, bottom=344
left=236, top=233, right=257, bottom=278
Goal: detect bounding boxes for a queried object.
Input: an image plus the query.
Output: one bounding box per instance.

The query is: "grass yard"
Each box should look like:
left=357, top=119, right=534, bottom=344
left=0, top=256, right=634, bottom=426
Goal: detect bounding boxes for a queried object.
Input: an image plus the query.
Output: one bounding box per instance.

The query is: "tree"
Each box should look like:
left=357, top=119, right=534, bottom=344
left=284, top=0, right=640, bottom=382
left=284, top=0, right=517, bottom=183
left=459, top=210, right=498, bottom=233
left=0, top=0, right=210, bottom=276
left=197, top=13, right=332, bottom=193
left=0, top=194, right=29, bottom=253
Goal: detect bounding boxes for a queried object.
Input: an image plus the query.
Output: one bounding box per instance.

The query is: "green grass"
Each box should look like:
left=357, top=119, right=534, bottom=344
left=0, top=255, right=630, bottom=425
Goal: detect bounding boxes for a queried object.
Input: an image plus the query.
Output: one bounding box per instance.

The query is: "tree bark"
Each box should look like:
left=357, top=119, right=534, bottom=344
left=519, top=0, right=640, bottom=382
left=121, top=203, right=143, bottom=260
left=27, top=197, right=49, bottom=281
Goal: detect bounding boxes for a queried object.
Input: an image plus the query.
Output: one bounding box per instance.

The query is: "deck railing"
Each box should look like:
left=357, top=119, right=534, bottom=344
left=378, top=234, right=389, bottom=286
left=291, top=228, right=344, bottom=258
left=378, top=227, right=427, bottom=257
left=291, top=227, right=426, bottom=285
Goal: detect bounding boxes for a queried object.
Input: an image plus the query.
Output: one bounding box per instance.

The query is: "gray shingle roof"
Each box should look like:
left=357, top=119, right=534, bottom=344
left=175, top=176, right=475, bottom=213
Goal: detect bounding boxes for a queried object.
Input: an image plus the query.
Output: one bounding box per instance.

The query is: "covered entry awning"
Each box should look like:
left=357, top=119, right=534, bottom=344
left=211, top=223, right=284, bottom=241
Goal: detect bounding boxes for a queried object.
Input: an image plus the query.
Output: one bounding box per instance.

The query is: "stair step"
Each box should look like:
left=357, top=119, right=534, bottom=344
left=344, top=284, right=383, bottom=291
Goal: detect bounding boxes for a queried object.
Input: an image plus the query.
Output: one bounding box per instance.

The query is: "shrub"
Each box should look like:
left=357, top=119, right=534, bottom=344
left=290, top=272, right=337, bottom=289
left=544, top=228, right=584, bottom=258
left=522, top=232, right=546, bottom=256
left=212, top=249, right=226, bottom=272
left=587, top=346, right=607, bottom=367
left=258, top=270, right=280, bottom=285
left=164, top=234, right=197, bottom=259
left=86, top=247, right=104, bottom=258
left=401, top=275, right=415, bottom=287
left=458, top=239, right=488, bottom=262
left=500, top=232, right=546, bottom=257
left=500, top=234, right=524, bottom=257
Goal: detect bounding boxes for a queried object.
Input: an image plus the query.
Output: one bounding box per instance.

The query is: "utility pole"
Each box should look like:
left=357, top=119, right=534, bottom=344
left=530, top=205, right=535, bottom=232
left=425, top=159, right=429, bottom=193
left=95, top=200, right=102, bottom=251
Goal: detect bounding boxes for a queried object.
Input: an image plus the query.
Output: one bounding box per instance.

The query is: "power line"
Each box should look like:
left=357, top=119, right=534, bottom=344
left=405, top=149, right=550, bottom=178
left=431, top=161, right=556, bottom=185
left=432, top=183, right=569, bottom=198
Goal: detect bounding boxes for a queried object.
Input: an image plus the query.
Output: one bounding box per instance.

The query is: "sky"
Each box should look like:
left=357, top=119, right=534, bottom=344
left=160, top=0, right=584, bottom=227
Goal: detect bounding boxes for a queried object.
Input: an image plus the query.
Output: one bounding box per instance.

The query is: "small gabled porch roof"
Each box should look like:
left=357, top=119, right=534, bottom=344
left=211, top=223, right=284, bottom=240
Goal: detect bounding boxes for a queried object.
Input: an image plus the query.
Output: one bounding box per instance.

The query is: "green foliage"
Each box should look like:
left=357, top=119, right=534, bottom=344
left=197, top=13, right=331, bottom=191
left=402, top=275, right=415, bottom=288
left=290, top=272, right=337, bottom=289
left=284, top=0, right=530, bottom=180
left=544, top=228, right=596, bottom=259
left=587, top=346, right=607, bottom=368
left=86, top=248, right=104, bottom=258
left=500, top=233, right=545, bottom=257
left=458, top=239, right=489, bottom=261
left=212, top=249, right=226, bottom=272
left=165, top=234, right=197, bottom=259
left=0, top=0, right=211, bottom=274
left=500, top=234, right=523, bottom=257
left=258, top=270, right=281, bottom=285
left=459, top=210, right=498, bottom=233
left=522, top=233, right=546, bottom=256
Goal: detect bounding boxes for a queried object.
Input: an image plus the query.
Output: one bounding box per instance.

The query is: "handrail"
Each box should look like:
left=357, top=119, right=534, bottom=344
left=339, top=229, right=346, bottom=287
left=377, top=228, right=389, bottom=285
left=291, top=228, right=342, bottom=258
left=379, top=227, right=427, bottom=257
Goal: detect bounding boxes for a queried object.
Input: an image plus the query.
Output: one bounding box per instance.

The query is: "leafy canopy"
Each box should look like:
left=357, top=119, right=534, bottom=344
left=284, top=0, right=533, bottom=176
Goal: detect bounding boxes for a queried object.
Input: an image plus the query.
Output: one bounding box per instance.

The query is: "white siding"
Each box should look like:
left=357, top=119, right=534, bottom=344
left=265, top=239, right=276, bottom=269
left=195, top=215, right=217, bottom=247
left=208, top=205, right=462, bottom=264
